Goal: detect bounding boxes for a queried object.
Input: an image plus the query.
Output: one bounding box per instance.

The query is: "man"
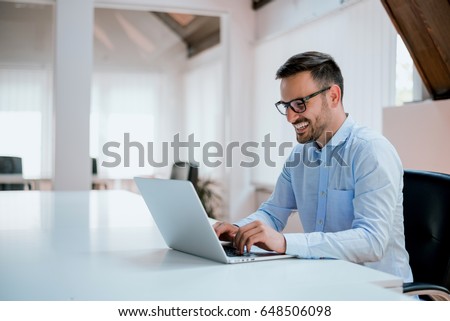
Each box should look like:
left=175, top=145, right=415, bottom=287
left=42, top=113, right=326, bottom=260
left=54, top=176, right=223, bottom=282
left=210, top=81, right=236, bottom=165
left=214, top=51, right=413, bottom=282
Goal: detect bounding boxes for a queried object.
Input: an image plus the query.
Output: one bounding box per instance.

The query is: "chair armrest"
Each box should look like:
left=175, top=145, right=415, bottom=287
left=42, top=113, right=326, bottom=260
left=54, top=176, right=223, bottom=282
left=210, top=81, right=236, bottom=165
left=403, top=282, right=450, bottom=301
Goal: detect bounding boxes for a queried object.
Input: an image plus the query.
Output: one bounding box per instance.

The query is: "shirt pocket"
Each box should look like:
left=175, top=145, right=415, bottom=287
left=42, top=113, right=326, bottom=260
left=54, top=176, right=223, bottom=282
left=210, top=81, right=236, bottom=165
left=326, top=189, right=354, bottom=231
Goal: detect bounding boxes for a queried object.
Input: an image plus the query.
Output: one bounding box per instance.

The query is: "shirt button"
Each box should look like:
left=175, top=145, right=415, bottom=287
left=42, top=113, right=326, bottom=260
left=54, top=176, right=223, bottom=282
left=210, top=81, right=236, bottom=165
left=321, top=191, right=326, bottom=197
left=318, top=219, right=323, bottom=225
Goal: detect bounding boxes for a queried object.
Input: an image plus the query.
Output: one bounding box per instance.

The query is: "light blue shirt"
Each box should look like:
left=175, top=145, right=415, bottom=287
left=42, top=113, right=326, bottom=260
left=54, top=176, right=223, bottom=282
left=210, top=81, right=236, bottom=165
left=236, top=115, right=413, bottom=282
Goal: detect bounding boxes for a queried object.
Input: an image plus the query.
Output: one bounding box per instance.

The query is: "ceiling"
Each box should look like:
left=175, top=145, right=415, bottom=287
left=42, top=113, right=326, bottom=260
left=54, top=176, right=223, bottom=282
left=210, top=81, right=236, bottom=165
left=152, top=1, right=273, bottom=58
left=381, top=0, right=450, bottom=100
left=152, top=12, right=220, bottom=58
left=0, top=0, right=274, bottom=63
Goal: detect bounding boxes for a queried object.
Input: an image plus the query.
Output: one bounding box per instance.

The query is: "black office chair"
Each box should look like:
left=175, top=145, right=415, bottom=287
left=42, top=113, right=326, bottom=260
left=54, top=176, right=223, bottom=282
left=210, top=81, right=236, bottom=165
left=170, top=161, right=198, bottom=190
left=92, top=157, right=98, bottom=176
left=0, top=156, right=29, bottom=190
left=402, top=169, right=450, bottom=300
left=91, top=158, right=108, bottom=190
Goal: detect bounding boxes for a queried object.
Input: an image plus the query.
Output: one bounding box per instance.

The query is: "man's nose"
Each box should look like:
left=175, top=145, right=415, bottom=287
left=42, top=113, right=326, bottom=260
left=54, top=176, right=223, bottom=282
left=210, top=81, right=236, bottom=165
left=286, top=107, right=298, bottom=124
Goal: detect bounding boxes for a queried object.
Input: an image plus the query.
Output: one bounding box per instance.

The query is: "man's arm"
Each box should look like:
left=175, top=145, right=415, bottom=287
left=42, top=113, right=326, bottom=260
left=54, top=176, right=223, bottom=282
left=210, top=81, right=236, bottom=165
left=214, top=149, right=299, bottom=253
left=234, top=155, right=298, bottom=231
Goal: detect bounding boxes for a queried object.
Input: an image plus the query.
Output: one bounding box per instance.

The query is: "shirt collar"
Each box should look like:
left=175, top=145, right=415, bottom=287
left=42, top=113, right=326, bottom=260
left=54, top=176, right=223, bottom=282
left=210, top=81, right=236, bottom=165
left=322, top=113, right=355, bottom=148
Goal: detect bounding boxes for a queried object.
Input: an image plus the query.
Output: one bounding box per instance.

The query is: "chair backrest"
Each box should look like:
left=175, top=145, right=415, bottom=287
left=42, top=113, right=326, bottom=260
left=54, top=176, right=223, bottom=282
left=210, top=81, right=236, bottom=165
left=170, top=162, right=198, bottom=189
left=0, top=156, right=25, bottom=190
left=403, top=169, right=450, bottom=290
left=92, top=158, right=98, bottom=175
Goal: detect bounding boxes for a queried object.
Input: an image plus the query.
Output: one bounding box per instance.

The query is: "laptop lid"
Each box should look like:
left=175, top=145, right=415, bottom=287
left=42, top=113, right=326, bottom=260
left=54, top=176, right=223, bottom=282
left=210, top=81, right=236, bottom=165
left=134, top=177, right=293, bottom=263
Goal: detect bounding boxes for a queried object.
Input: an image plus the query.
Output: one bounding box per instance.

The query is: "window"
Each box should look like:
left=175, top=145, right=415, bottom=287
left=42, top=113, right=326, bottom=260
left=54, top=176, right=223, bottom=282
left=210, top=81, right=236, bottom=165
left=0, top=3, right=53, bottom=178
left=90, top=71, right=160, bottom=178
left=395, top=34, right=414, bottom=105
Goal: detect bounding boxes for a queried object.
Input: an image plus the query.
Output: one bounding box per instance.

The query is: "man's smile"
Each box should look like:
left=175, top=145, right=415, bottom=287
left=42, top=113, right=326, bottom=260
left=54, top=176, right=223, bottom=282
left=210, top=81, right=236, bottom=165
left=294, top=121, right=309, bottom=133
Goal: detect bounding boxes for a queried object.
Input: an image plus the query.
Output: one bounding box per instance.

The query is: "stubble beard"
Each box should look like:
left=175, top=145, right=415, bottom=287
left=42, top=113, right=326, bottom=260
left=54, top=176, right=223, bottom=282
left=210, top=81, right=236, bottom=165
left=295, top=98, right=330, bottom=144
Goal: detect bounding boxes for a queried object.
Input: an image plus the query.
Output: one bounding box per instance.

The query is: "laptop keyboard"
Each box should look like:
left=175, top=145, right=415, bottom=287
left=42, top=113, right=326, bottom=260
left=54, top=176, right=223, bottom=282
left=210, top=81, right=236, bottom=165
left=223, top=244, right=285, bottom=258
left=223, top=245, right=251, bottom=257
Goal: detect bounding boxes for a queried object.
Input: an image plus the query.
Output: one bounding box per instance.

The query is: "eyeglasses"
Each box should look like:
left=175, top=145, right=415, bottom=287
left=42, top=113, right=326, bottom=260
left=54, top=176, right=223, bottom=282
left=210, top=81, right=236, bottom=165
left=275, top=86, right=331, bottom=115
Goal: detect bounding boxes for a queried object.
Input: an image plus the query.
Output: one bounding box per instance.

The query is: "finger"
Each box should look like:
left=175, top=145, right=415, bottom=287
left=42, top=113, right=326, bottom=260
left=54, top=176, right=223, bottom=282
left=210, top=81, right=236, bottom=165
left=237, top=221, right=260, bottom=234
left=234, top=221, right=263, bottom=251
left=215, top=223, right=238, bottom=242
left=236, top=225, right=262, bottom=254
left=213, top=221, right=224, bottom=232
left=213, top=222, right=223, bottom=237
left=244, top=232, right=266, bottom=253
left=234, top=221, right=259, bottom=243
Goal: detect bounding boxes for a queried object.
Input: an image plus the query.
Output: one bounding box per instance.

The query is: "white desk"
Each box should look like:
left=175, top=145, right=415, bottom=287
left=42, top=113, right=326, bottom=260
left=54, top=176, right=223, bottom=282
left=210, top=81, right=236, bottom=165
left=0, top=191, right=409, bottom=301
left=0, top=175, right=124, bottom=191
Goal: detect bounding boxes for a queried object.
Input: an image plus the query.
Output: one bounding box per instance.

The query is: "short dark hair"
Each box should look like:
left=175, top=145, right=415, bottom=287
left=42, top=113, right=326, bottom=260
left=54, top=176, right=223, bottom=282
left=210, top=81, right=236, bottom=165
left=275, top=51, right=344, bottom=101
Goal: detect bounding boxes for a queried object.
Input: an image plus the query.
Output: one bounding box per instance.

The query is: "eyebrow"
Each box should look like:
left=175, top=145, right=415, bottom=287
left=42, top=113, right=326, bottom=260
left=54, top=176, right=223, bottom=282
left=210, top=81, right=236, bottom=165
left=278, top=96, right=306, bottom=104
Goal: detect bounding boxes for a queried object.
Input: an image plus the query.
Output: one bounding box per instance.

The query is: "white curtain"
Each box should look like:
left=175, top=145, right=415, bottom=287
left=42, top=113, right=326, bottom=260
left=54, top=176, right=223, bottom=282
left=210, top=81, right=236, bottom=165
left=90, top=71, right=161, bottom=178
left=182, top=52, right=224, bottom=180
left=0, top=67, right=53, bottom=178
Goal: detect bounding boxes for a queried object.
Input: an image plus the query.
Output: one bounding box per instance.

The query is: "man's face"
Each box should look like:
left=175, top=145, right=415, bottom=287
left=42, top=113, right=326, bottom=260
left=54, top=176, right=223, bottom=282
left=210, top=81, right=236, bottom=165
left=280, top=72, right=331, bottom=145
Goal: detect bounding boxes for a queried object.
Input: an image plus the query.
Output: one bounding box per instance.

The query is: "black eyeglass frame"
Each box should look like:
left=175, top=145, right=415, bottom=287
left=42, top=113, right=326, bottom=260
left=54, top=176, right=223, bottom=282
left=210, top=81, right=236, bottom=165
left=275, top=86, right=331, bottom=115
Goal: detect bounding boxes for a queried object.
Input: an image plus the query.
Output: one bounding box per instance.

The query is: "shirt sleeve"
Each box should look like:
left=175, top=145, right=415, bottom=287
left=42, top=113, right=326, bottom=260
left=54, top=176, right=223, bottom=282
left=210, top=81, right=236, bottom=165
left=285, top=138, right=403, bottom=263
left=234, top=149, right=299, bottom=231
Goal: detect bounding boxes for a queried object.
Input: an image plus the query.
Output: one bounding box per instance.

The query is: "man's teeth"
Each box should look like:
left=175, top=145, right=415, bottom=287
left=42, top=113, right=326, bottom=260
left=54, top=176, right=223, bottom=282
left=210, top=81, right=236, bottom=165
left=295, top=122, right=308, bottom=129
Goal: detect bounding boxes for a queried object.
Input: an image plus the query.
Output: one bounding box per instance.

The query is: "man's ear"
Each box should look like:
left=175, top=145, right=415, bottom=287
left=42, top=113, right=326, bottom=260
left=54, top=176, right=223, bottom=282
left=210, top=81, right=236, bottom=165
left=329, top=84, right=341, bottom=107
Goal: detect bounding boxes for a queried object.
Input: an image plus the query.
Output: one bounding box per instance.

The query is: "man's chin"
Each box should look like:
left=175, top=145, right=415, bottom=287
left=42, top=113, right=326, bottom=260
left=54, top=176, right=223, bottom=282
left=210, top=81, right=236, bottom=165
left=296, top=134, right=313, bottom=144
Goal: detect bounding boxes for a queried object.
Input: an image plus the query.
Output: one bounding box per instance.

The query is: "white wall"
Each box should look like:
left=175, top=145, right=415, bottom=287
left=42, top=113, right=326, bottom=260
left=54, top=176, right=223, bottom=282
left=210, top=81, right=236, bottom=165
left=383, top=99, right=450, bottom=174
left=256, top=0, right=361, bottom=41
left=53, top=0, right=93, bottom=190
left=0, top=1, right=53, bottom=65
left=250, top=0, right=397, bottom=188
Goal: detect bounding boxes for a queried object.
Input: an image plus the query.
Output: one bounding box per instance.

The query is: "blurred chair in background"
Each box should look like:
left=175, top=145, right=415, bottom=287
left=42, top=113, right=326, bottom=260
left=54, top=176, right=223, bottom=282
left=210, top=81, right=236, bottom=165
left=170, top=161, right=198, bottom=190
left=92, top=157, right=98, bottom=176
left=91, top=157, right=108, bottom=190
left=169, top=162, right=221, bottom=219
left=0, top=156, right=30, bottom=190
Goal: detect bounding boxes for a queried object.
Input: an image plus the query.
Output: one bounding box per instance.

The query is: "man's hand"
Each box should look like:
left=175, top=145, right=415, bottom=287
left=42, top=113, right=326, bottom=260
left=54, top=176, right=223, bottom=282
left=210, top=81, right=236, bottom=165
left=234, top=221, right=286, bottom=254
left=213, top=221, right=239, bottom=242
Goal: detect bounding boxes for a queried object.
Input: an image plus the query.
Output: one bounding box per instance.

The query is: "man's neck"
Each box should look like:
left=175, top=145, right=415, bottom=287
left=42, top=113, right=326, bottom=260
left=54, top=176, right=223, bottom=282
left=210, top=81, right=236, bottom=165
left=315, top=112, right=348, bottom=148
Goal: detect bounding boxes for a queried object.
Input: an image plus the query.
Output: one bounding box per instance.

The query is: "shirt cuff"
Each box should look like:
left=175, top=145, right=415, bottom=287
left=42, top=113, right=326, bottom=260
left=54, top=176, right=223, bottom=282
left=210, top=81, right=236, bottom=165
left=284, top=233, right=311, bottom=258
left=233, top=217, right=253, bottom=227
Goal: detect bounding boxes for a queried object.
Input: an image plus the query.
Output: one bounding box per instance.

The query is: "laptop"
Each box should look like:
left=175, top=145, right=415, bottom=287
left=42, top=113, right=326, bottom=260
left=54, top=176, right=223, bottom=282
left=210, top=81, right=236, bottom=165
left=134, top=177, right=294, bottom=263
